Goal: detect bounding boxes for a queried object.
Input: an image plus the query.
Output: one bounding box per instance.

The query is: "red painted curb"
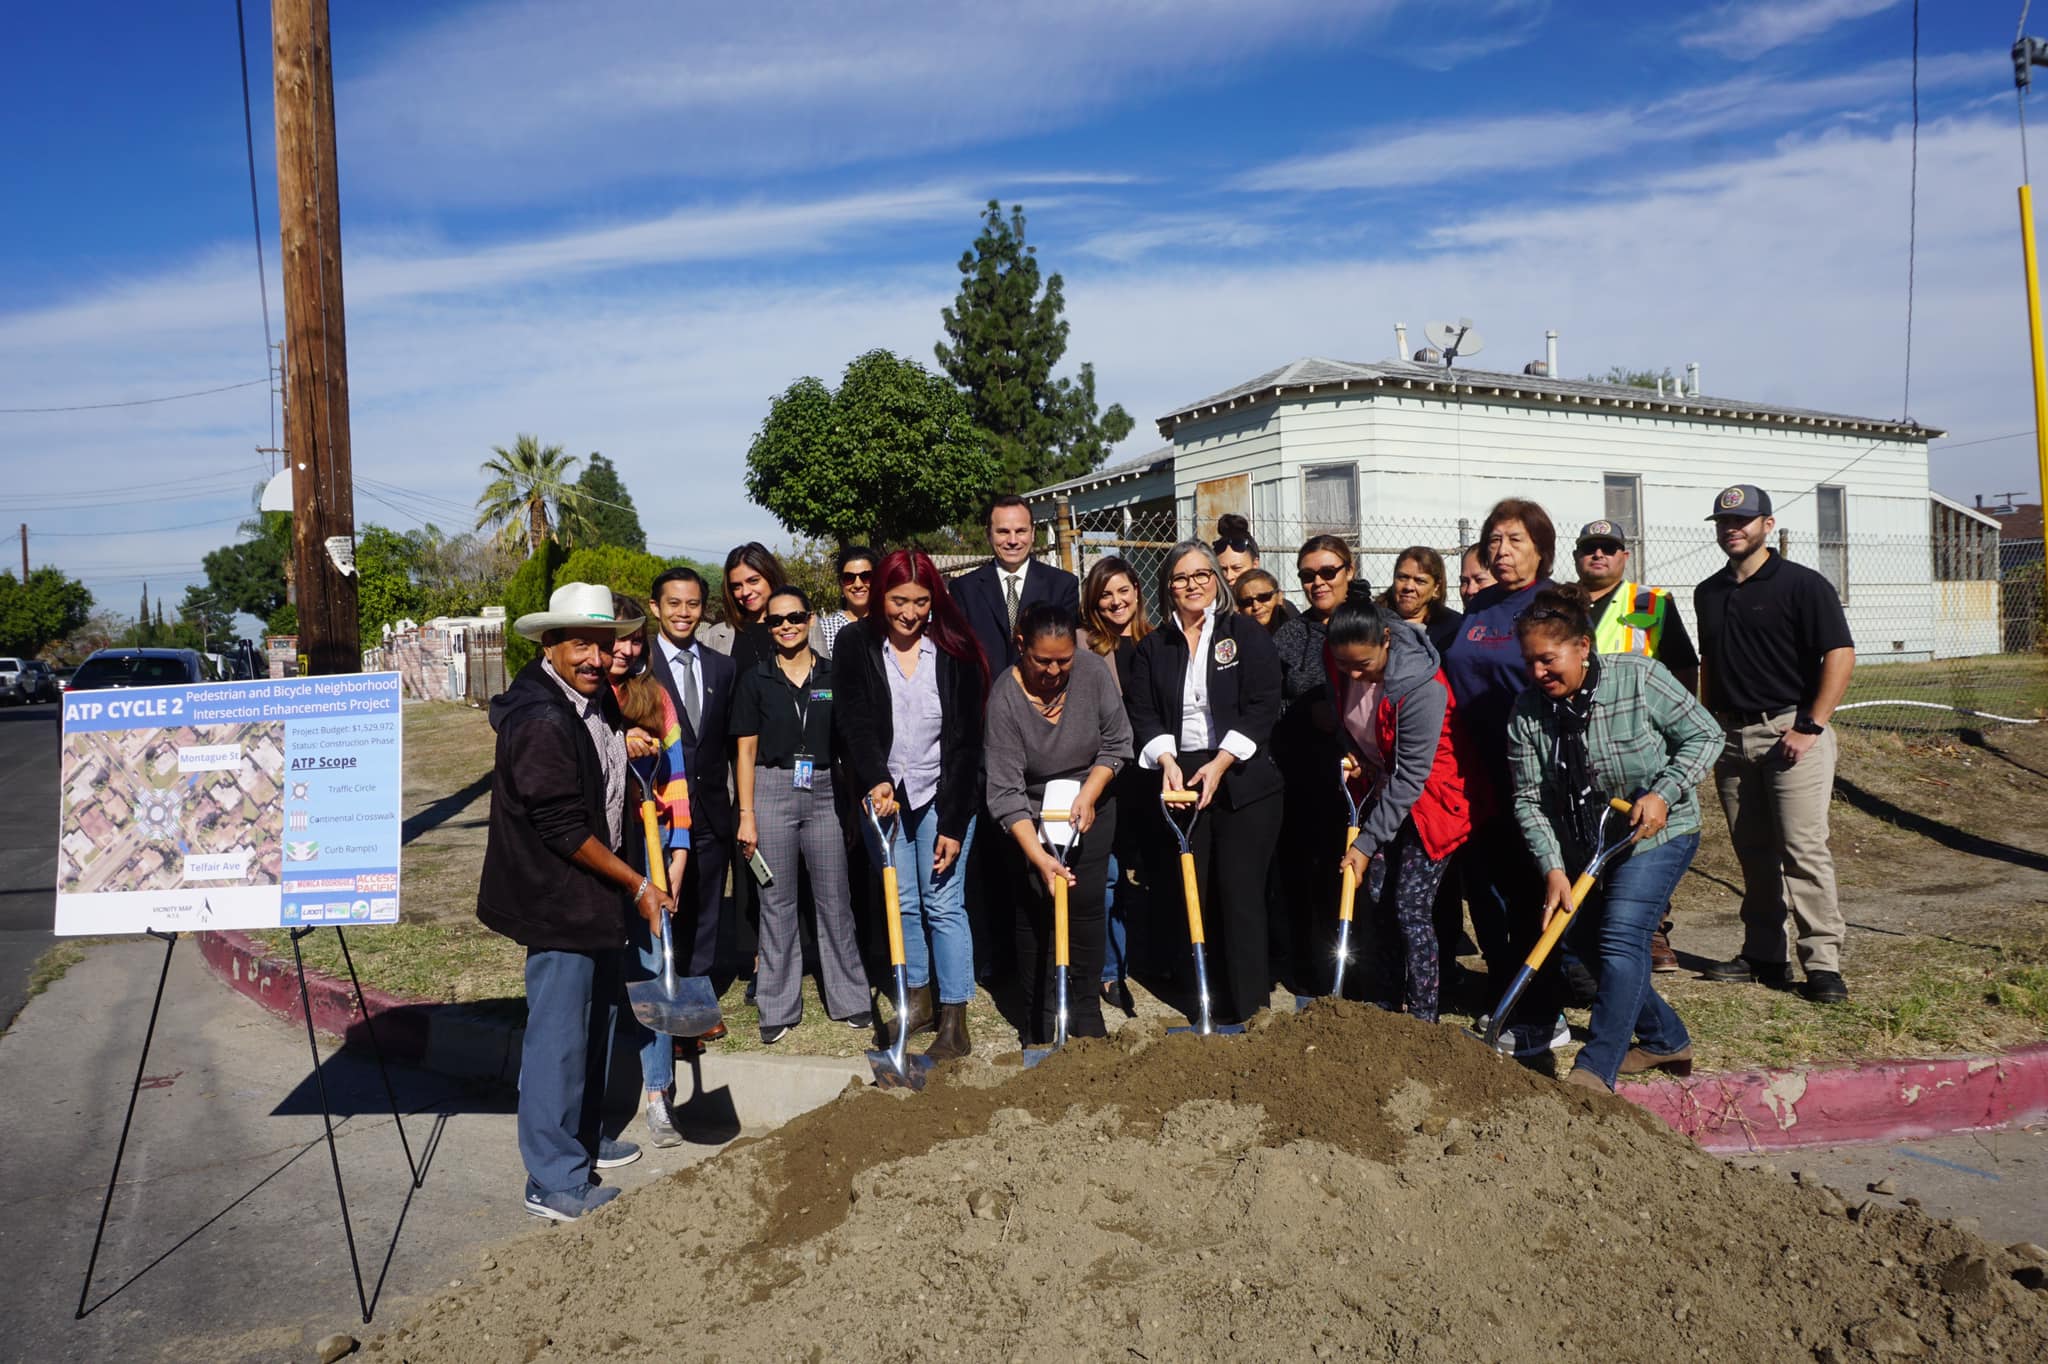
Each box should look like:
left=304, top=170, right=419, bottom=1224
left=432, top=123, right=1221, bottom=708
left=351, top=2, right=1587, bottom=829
left=196, top=930, right=432, bottom=1065
left=1619, top=1046, right=2048, bottom=1152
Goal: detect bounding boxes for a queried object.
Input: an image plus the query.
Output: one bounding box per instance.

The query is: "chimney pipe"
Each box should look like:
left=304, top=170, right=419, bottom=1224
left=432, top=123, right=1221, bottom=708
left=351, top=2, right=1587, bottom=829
left=1686, top=361, right=1700, bottom=397
left=1655, top=375, right=1665, bottom=397
left=1976, top=493, right=1984, bottom=508
left=1545, top=329, right=1558, bottom=378
left=1394, top=322, right=1409, bottom=362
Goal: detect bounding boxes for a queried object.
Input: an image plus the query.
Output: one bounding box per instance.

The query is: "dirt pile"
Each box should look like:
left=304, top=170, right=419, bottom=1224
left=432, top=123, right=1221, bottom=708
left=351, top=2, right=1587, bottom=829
left=380, top=1004, right=2048, bottom=1362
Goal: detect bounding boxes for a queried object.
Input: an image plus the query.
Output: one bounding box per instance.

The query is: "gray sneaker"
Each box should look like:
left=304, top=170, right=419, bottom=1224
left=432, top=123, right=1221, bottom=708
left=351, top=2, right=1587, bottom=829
left=643, top=1092, right=684, bottom=1148
left=524, top=1182, right=621, bottom=1222
left=595, top=1136, right=641, bottom=1169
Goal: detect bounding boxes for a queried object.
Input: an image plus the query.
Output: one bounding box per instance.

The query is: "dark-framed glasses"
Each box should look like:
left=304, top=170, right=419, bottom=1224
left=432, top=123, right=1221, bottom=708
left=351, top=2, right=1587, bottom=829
left=840, top=570, right=872, bottom=584
left=1237, top=589, right=1277, bottom=608
left=1168, top=569, right=1216, bottom=590
left=764, top=610, right=812, bottom=628
left=1299, top=564, right=1345, bottom=584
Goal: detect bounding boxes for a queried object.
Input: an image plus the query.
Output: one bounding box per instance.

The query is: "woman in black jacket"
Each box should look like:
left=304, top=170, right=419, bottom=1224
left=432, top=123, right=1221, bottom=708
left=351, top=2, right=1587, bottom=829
left=832, top=548, right=989, bottom=1061
left=1126, top=540, right=1284, bottom=1025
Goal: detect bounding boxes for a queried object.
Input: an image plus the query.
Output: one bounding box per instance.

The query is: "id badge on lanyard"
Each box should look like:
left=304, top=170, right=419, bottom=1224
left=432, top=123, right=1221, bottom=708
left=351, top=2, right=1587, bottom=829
left=792, top=756, right=814, bottom=791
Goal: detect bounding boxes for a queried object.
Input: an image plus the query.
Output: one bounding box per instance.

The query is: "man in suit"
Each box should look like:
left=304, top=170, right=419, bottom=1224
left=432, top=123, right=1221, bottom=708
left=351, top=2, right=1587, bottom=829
left=645, top=567, right=737, bottom=1010
left=948, top=495, right=1081, bottom=984
left=952, top=495, right=1080, bottom=673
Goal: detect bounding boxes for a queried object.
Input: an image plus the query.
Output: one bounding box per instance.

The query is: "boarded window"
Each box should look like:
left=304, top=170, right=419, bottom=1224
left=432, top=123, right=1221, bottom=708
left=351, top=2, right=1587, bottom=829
left=1194, top=474, right=1249, bottom=542
left=1603, top=472, right=1644, bottom=575
left=1816, top=485, right=1848, bottom=600
left=1301, top=464, right=1359, bottom=537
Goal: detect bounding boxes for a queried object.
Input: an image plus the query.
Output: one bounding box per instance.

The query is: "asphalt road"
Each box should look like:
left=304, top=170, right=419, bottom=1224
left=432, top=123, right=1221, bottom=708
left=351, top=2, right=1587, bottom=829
left=0, top=699, right=59, bottom=1028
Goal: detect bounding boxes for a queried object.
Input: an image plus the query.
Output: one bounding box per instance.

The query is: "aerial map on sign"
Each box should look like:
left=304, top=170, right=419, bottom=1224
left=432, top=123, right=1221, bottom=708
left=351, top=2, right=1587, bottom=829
left=58, top=723, right=288, bottom=894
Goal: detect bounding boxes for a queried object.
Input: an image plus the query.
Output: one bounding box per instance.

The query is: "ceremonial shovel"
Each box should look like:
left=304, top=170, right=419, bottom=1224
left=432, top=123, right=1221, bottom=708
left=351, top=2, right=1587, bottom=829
left=625, top=773, right=724, bottom=1040
left=1022, top=778, right=1082, bottom=1068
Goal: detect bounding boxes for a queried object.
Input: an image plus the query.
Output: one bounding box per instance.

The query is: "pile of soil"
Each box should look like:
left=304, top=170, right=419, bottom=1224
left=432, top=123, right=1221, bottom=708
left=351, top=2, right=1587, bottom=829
left=381, top=1004, right=2048, bottom=1362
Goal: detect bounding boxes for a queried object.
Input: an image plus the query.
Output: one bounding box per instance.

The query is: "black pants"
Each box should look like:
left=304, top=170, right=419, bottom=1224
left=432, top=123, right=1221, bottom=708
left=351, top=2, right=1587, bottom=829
left=1274, top=739, right=1346, bottom=996
left=1462, top=814, right=1556, bottom=1027
left=1012, top=800, right=1117, bottom=1044
left=678, top=829, right=731, bottom=984
left=1161, top=754, right=1282, bottom=1025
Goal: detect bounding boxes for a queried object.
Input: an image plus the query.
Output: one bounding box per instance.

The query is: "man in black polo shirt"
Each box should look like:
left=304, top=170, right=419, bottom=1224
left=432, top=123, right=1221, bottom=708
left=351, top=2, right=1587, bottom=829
left=1692, top=485, right=1856, bottom=1004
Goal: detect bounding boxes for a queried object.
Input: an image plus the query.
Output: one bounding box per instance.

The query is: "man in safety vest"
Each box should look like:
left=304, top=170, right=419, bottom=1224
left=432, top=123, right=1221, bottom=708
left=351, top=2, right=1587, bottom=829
left=1574, top=519, right=1701, bottom=974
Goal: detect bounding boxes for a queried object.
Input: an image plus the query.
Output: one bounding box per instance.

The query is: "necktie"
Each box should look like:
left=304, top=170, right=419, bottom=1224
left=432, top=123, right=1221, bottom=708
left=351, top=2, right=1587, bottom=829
left=1004, top=572, right=1021, bottom=633
left=676, top=647, right=701, bottom=731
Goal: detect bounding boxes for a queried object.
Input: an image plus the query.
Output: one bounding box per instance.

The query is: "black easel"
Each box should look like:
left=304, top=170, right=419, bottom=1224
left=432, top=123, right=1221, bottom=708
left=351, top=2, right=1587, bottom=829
left=76, top=926, right=420, bottom=1325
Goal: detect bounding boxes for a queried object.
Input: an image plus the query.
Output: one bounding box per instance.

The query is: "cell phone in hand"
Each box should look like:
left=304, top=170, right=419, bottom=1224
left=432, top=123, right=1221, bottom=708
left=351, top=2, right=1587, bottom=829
left=746, top=847, right=774, bottom=887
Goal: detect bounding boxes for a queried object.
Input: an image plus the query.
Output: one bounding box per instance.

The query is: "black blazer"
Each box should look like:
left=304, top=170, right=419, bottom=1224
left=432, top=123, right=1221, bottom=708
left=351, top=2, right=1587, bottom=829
left=1125, top=611, right=1284, bottom=810
left=952, top=559, right=1080, bottom=674
left=646, top=633, right=737, bottom=839
left=831, top=619, right=985, bottom=842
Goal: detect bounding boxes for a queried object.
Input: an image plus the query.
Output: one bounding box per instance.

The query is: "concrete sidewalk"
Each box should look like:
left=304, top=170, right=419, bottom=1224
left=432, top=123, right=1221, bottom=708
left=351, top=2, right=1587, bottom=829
left=0, top=939, right=730, bottom=1363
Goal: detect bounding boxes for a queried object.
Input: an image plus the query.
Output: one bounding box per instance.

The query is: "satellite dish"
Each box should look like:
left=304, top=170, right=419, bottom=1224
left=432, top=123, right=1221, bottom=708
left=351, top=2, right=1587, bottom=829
left=1422, top=319, right=1485, bottom=366
left=258, top=467, right=294, bottom=513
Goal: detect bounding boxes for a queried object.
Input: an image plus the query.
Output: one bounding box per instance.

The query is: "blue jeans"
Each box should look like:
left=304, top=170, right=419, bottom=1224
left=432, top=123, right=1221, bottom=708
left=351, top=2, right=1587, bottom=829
left=1567, top=833, right=1697, bottom=1086
left=518, top=947, right=620, bottom=1198
left=1102, top=853, right=1130, bottom=984
left=625, top=906, right=673, bottom=1094
left=881, top=801, right=977, bottom=1005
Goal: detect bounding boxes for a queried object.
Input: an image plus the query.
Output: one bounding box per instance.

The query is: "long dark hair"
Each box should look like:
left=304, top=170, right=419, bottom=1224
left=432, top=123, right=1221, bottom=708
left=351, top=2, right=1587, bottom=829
left=720, top=542, right=787, bottom=625
left=1079, top=555, right=1151, bottom=655
left=1513, top=582, right=1594, bottom=643
left=1327, top=584, right=1395, bottom=650
left=874, top=548, right=990, bottom=696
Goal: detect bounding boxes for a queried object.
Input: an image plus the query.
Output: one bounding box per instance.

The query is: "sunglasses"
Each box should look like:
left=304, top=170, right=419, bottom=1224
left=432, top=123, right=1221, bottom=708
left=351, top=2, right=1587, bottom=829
left=764, top=611, right=811, bottom=628
left=839, top=570, right=872, bottom=584
left=1299, top=564, right=1346, bottom=584
left=1213, top=536, right=1254, bottom=554
left=1236, top=590, right=1277, bottom=608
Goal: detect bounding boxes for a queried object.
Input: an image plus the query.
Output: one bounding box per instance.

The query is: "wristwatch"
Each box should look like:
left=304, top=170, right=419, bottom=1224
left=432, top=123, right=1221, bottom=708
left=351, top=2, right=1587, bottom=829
left=1792, top=715, right=1826, bottom=735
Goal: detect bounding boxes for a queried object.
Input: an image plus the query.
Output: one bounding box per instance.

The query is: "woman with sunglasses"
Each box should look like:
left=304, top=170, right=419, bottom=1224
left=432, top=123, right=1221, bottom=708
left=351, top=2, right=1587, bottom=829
left=834, top=549, right=990, bottom=1060
left=1079, top=555, right=1156, bottom=1012
left=1381, top=545, right=1463, bottom=656
left=1211, top=513, right=1262, bottom=590
left=1507, top=584, right=1718, bottom=1091
left=733, top=588, right=869, bottom=1043
left=816, top=545, right=877, bottom=659
left=1126, top=541, right=1284, bottom=1026
left=1232, top=568, right=1296, bottom=633
left=1268, top=535, right=1360, bottom=994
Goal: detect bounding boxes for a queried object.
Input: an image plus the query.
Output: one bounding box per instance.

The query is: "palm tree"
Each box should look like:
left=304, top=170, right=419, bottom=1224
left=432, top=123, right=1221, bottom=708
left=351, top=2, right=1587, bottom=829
left=475, top=435, right=588, bottom=556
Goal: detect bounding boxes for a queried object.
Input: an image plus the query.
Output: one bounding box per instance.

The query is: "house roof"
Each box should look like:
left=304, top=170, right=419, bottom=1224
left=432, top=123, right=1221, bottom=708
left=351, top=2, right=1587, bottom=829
left=1157, top=357, right=1943, bottom=442
left=1023, top=445, right=1176, bottom=503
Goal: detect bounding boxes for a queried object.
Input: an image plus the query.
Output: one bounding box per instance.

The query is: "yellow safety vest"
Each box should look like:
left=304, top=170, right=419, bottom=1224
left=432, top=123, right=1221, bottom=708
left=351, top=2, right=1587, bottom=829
left=1593, top=581, right=1668, bottom=659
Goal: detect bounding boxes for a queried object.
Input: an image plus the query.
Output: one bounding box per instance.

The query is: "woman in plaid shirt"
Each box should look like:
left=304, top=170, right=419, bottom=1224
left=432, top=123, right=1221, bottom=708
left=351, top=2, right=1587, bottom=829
left=1506, top=584, right=1719, bottom=1093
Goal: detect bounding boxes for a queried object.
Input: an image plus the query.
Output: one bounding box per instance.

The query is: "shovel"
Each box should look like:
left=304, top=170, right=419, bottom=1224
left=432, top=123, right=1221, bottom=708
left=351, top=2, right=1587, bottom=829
left=1023, top=780, right=1083, bottom=1068
left=624, top=782, right=724, bottom=1040
left=1160, top=788, right=1244, bottom=1037
left=1305, top=754, right=1381, bottom=1008
left=1468, top=797, right=1639, bottom=1053
left=862, top=797, right=935, bottom=1091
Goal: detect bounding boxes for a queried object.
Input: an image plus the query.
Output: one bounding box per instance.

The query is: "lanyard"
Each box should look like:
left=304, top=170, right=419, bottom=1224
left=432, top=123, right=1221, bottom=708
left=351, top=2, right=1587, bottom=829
left=783, top=662, right=815, bottom=751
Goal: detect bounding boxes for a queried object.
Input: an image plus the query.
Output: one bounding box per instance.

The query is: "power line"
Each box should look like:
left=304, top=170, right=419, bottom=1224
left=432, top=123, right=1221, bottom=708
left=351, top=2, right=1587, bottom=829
left=1931, top=428, right=2036, bottom=451
left=36, top=515, right=247, bottom=538
left=233, top=0, right=278, bottom=454
left=0, top=377, right=271, bottom=415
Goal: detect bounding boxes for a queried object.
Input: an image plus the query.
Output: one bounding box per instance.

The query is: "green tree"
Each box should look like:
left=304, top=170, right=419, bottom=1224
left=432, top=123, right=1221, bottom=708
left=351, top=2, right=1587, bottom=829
left=557, top=544, right=674, bottom=607
left=267, top=602, right=298, bottom=636
left=0, top=568, right=94, bottom=657
left=355, top=525, right=431, bottom=639
left=935, top=201, right=1133, bottom=492
left=1588, top=365, right=1677, bottom=391
left=476, top=435, right=591, bottom=556
left=573, top=454, right=646, bottom=551
left=501, top=538, right=567, bottom=675
left=175, top=586, right=233, bottom=653
left=202, top=511, right=291, bottom=620
left=745, top=350, right=998, bottom=547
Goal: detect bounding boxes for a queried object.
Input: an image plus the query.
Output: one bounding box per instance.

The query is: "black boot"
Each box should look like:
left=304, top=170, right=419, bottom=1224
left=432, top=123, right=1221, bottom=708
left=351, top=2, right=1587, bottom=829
left=883, top=984, right=935, bottom=1045
left=924, top=1003, right=971, bottom=1061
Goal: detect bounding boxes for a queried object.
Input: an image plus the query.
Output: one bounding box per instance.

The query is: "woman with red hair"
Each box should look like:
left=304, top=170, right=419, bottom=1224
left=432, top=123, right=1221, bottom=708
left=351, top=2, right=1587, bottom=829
left=833, top=550, right=990, bottom=1061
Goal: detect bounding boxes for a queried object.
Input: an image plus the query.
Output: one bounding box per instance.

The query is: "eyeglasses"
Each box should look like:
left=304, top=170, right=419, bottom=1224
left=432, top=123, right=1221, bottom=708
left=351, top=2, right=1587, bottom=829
left=1236, top=590, right=1277, bottom=608
left=1299, top=564, right=1346, bottom=584
left=839, top=571, right=871, bottom=584
left=763, top=611, right=811, bottom=628
left=1168, top=569, right=1216, bottom=590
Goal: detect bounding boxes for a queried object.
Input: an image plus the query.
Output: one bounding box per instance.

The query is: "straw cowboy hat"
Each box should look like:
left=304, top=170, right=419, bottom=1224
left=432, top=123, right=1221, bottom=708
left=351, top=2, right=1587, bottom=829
left=514, top=582, right=642, bottom=641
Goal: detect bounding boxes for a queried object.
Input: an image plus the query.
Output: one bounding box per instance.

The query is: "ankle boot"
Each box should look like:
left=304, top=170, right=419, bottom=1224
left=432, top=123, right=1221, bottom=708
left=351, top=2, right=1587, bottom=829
left=924, top=1003, right=971, bottom=1061
left=883, top=985, right=935, bottom=1046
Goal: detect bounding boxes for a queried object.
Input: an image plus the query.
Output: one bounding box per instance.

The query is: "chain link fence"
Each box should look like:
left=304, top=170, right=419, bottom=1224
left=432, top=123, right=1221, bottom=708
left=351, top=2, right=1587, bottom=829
left=1049, top=509, right=2045, bottom=735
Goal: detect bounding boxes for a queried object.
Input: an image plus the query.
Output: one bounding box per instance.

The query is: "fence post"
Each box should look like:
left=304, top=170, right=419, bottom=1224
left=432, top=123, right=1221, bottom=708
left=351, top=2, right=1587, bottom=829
left=1054, top=496, right=1077, bottom=576
left=1778, top=529, right=1790, bottom=558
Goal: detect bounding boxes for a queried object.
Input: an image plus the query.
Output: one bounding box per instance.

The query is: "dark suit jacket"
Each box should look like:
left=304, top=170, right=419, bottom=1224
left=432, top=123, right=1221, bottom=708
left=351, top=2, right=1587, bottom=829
left=1125, top=611, right=1284, bottom=810
left=647, top=633, right=737, bottom=839
left=952, top=559, right=1080, bottom=675
left=831, top=619, right=985, bottom=843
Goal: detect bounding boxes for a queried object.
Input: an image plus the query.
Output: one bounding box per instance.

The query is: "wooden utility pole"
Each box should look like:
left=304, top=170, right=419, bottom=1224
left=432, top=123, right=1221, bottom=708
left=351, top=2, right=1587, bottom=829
left=18, top=524, right=26, bottom=580
left=273, top=0, right=358, bottom=676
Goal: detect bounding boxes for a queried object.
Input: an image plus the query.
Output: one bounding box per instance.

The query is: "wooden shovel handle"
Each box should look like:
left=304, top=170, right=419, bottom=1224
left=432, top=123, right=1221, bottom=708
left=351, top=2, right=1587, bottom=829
left=640, top=801, right=668, bottom=894
left=1162, top=789, right=1200, bottom=807
left=1179, top=851, right=1205, bottom=945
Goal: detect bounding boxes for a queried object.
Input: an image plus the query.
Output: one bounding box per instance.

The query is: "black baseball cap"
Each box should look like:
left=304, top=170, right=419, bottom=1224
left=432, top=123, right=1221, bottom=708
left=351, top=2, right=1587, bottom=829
left=1574, top=519, right=1628, bottom=552
left=1707, top=484, right=1773, bottom=520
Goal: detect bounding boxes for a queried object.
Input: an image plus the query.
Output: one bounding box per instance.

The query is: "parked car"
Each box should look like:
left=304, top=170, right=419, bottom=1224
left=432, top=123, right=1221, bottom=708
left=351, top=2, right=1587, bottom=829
left=66, top=648, right=211, bottom=692
left=0, top=657, right=27, bottom=704
left=19, top=660, right=59, bottom=702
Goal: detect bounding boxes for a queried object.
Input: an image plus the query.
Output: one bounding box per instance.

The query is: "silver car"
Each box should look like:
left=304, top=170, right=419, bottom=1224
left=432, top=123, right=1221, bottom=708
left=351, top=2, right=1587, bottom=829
left=0, top=657, right=27, bottom=705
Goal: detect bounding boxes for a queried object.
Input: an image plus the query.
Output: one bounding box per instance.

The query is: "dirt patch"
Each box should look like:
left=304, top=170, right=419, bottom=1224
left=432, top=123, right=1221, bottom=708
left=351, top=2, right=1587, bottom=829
left=376, top=1003, right=2048, bottom=1362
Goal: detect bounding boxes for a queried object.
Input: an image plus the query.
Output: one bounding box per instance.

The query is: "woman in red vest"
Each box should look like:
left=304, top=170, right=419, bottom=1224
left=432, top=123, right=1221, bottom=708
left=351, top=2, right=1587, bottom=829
left=1322, top=586, right=1477, bottom=1021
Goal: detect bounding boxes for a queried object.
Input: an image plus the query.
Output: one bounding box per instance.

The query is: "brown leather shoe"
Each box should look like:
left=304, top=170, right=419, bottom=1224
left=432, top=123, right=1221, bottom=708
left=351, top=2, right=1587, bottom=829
left=1564, top=1066, right=1613, bottom=1094
left=883, top=985, right=935, bottom=1046
left=1650, top=931, right=1679, bottom=974
left=1618, top=1042, right=1694, bottom=1076
left=923, top=1003, right=971, bottom=1061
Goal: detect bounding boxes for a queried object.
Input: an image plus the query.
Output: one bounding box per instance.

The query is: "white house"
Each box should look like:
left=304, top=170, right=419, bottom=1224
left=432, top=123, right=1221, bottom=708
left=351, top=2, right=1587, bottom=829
left=1028, top=351, right=2004, bottom=663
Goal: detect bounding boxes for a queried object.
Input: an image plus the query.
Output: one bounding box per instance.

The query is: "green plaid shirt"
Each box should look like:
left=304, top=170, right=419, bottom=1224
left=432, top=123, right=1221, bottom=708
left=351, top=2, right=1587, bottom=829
left=1506, top=653, right=1720, bottom=874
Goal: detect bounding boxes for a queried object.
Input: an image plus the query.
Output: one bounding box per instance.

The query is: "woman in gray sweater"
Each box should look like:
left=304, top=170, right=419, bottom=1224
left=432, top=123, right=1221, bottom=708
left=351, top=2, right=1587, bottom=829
left=984, top=601, right=1134, bottom=1044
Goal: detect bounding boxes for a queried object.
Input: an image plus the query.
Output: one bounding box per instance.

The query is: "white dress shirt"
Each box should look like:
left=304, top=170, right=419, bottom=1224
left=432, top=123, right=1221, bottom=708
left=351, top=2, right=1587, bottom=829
left=1139, top=606, right=1258, bottom=770
left=998, top=562, right=1030, bottom=611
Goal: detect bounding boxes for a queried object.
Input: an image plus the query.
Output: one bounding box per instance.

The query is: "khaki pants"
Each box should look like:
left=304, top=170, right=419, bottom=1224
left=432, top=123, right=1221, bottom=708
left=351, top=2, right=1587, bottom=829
left=1714, top=713, right=1844, bottom=974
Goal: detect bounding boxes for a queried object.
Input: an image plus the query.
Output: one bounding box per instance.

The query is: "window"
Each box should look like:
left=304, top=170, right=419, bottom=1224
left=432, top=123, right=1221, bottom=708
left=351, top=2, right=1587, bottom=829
left=1603, top=473, right=1643, bottom=574
left=1301, top=463, right=1360, bottom=537
left=1816, top=485, right=1848, bottom=600
left=1252, top=477, right=1282, bottom=532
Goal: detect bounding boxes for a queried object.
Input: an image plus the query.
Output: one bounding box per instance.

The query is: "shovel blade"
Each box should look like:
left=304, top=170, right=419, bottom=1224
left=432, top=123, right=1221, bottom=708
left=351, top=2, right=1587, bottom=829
left=866, top=1048, right=933, bottom=1091
left=626, top=975, right=724, bottom=1038
left=1166, top=1022, right=1246, bottom=1037
left=1021, top=1043, right=1059, bottom=1068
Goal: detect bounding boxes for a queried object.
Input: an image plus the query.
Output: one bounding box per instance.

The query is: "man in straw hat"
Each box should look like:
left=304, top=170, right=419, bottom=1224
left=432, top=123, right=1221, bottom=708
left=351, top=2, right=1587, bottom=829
left=479, top=582, right=676, bottom=1220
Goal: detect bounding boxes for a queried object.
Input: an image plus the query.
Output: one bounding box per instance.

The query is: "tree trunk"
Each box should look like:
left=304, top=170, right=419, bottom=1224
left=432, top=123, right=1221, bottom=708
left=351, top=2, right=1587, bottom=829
left=528, top=498, right=550, bottom=557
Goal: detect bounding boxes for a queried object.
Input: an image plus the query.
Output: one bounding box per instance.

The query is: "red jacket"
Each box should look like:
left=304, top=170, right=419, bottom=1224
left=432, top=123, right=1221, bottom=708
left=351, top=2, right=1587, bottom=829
left=1324, top=630, right=1478, bottom=862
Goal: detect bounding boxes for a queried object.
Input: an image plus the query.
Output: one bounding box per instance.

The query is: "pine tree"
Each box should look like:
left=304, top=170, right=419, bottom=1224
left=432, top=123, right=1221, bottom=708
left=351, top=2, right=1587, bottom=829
left=137, top=584, right=153, bottom=646
left=573, top=454, right=647, bottom=551
left=936, top=201, right=1133, bottom=494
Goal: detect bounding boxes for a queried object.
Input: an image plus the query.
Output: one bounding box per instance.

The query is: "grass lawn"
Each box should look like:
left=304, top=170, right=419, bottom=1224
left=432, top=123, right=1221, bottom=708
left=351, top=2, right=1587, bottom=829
left=253, top=701, right=2048, bottom=1074
left=1839, top=651, right=2048, bottom=728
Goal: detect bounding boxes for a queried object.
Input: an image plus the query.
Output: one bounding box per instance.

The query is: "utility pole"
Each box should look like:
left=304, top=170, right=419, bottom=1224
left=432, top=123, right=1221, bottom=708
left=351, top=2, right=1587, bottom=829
left=18, top=524, right=25, bottom=580
left=273, top=0, right=358, bottom=676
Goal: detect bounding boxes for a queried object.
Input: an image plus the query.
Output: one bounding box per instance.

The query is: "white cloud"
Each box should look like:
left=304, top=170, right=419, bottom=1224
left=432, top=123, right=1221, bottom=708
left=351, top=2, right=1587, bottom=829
left=1076, top=214, right=1278, bottom=264
left=1683, top=0, right=1905, bottom=58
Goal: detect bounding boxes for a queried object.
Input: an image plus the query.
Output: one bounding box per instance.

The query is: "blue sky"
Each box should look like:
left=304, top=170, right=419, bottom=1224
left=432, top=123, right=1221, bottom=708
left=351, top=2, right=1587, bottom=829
left=0, top=0, right=2033, bottom=623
